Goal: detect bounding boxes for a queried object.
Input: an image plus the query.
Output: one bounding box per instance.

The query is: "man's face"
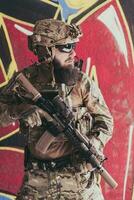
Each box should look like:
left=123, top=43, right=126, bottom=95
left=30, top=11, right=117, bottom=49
left=52, top=43, right=76, bottom=69
left=51, top=43, right=80, bottom=85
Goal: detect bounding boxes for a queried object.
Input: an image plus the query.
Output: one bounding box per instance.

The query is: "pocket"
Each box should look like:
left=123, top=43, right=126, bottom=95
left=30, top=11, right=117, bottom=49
left=35, top=130, right=56, bottom=157
left=73, top=106, right=92, bottom=136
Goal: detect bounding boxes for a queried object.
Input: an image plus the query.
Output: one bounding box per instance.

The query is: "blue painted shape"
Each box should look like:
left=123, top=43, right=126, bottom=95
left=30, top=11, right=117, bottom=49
left=52, top=0, right=78, bottom=21
left=0, top=196, right=12, bottom=200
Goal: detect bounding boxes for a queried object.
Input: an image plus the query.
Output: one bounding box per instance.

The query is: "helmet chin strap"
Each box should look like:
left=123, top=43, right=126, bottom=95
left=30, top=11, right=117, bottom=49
left=33, top=45, right=56, bottom=87
left=45, top=47, right=56, bottom=87
left=34, top=45, right=53, bottom=64
left=50, top=46, right=56, bottom=60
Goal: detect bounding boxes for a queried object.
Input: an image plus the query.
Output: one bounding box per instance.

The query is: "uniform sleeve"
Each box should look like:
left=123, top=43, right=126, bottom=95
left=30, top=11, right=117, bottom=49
left=0, top=78, right=18, bottom=127
left=0, top=76, right=36, bottom=127
left=0, top=102, right=14, bottom=127
left=81, top=74, right=114, bottom=148
left=0, top=101, right=36, bottom=127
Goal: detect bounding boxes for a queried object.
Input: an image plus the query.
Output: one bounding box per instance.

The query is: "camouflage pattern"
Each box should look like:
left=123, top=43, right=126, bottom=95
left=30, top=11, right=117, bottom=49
left=0, top=62, right=113, bottom=199
left=67, top=72, right=113, bottom=148
left=28, top=19, right=82, bottom=52
left=16, top=162, right=104, bottom=200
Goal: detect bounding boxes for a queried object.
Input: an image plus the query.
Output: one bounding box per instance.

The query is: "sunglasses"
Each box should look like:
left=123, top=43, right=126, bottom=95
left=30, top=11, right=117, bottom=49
left=55, top=43, right=76, bottom=53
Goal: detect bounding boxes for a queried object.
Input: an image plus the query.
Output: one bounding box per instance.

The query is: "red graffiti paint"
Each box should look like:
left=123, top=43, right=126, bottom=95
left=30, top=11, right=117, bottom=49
left=76, top=1, right=134, bottom=199
left=0, top=0, right=134, bottom=199
left=0, top=150, right=24, bottom=194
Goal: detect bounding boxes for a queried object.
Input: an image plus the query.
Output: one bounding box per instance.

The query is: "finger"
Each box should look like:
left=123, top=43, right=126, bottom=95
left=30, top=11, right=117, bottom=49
left=24, top=114, right=36, bottom=128
left=23, top=110, right=42, bottom=127
left=34, top=110, right=42, bottom=126
left=37, top=108, right=53, bottom=121
left=28, top=112, right=41, bottom=127
left=24, top=116, right=34, bottom=128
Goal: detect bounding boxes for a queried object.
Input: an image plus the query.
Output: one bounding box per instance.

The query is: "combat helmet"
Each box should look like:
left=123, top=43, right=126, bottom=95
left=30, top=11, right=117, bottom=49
left=28, top=19, right=82, bottom=62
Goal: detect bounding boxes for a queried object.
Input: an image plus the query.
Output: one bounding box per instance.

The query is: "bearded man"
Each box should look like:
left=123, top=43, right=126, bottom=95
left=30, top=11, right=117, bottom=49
left=0, top=19, right=113, bottom=200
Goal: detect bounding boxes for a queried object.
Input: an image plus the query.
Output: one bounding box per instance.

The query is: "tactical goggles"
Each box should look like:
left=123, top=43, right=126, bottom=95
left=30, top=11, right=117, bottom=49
left=55, top=43, right=76, bottom=53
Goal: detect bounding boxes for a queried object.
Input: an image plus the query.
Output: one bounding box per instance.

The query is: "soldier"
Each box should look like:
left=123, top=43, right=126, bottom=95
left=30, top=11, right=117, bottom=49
left=0, top=19, right=113, bottom=199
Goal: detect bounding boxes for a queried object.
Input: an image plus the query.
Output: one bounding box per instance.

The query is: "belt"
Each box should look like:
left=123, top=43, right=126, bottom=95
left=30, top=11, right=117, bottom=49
left=30, top=155, right=77, bottom=171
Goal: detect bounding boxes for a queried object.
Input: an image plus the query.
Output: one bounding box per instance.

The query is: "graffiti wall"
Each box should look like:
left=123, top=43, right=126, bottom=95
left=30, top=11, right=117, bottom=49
left=0, top=0, right=134, bottom=199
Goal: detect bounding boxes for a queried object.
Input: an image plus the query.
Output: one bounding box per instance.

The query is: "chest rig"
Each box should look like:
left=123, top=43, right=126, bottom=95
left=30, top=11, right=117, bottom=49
left=41, top=82, right=92, bottom=138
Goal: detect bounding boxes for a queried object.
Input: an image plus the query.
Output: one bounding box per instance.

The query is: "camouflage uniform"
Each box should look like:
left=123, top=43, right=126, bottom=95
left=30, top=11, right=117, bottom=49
left=0, top=19, right=113, bottom=200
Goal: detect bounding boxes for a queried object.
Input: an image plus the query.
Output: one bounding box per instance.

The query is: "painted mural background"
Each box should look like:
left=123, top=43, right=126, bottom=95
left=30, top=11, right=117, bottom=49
left=0, top=0, right=134, bottom=199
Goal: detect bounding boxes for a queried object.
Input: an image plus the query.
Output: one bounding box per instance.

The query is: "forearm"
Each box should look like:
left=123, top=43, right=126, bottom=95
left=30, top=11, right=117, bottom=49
left=0, top=102, right=36, bottom=127
left=0, top=103, right=15, bottom=127
left=81, top=75, right=114, bottom=148
left=90, top=107, right=113, bottom=147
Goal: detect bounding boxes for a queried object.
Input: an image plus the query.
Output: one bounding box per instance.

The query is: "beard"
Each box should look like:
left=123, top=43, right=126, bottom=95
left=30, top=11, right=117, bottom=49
left=53, top=58, right=80, bottom=86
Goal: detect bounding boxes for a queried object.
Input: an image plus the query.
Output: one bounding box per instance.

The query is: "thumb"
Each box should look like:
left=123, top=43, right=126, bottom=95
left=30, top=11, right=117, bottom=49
left=37, top=108, right=53, bottom=121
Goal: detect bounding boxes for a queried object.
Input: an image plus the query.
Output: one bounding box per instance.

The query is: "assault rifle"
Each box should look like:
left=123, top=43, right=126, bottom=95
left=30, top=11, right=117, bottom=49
left=15, top=72, right=117, bottom=189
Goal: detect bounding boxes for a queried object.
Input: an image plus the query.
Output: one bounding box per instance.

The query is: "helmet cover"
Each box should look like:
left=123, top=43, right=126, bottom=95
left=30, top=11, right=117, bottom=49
left=28, top=19, right=82, bottom=52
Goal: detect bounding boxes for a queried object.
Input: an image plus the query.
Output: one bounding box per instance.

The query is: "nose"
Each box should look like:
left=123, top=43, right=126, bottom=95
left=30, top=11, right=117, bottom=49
left=70, top=49, right=76, bottom=58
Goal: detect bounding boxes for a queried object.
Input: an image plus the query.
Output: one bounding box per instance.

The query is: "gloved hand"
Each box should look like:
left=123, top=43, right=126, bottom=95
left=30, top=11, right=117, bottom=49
left=23, top=107, right=47, bottom=128
left=89, top=136, right=106, bottom=163
left=23, top=105, right=55, bottom=128
left=9, top=104, right=49, bottom=128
